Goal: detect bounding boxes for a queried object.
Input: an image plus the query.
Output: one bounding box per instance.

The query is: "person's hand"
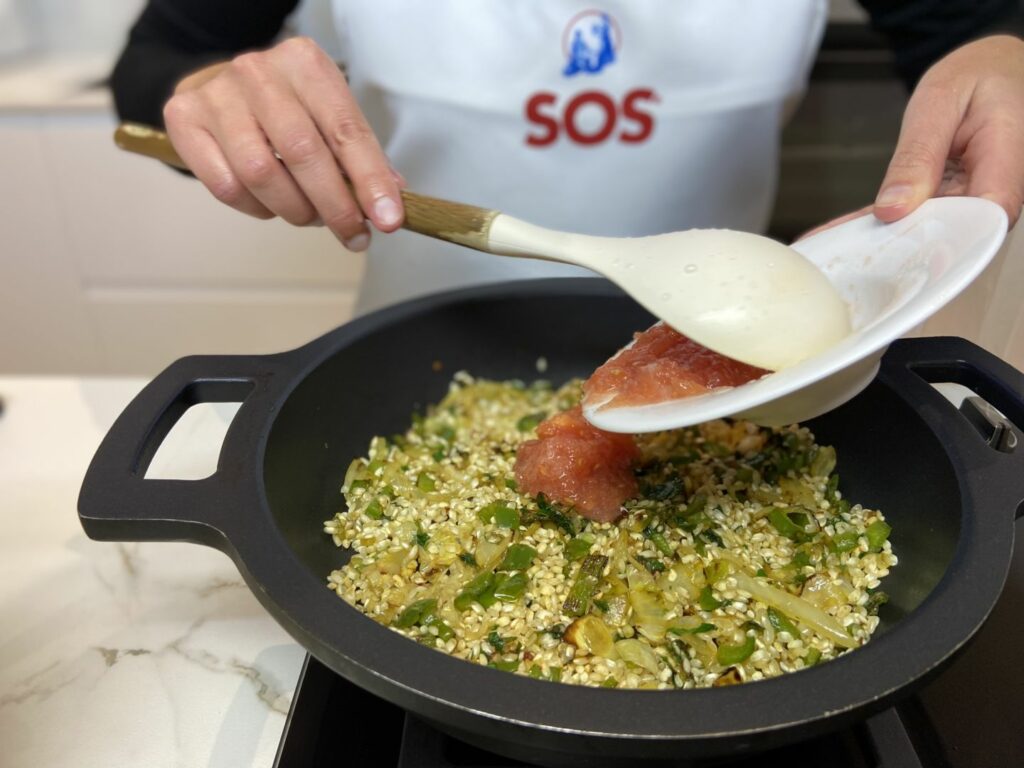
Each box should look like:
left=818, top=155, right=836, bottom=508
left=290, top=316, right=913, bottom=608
left=875, top=35, right=1024, bottom=227
left=163, top=37, right=404, bottom=252
left=802, top=34, right=1024, bottom=239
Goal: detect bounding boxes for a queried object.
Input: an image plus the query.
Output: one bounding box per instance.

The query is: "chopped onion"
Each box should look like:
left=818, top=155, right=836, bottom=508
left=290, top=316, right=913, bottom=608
left=476, top=538, right=509, bottom=572
left=732, top=571, right=857, bottom=649
left=615, top=639, right=661, bottom=674
left=343, top=458, right=366, bottom=491
left=779, top=478, right=818, bottom=509
left=564, top=616, right=617, bottom=659
left=628, top=587, right=669, bottom=642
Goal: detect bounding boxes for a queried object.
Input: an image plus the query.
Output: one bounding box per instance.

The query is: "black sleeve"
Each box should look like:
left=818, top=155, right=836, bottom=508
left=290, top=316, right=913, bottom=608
left=111, top=0, right=300, bottom=127
left=858, top=0, right=1023, bottom=87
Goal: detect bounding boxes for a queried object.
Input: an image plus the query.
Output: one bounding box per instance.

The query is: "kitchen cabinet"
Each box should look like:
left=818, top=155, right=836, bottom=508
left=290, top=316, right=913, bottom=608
left=0, top=85, right=363, bottom=375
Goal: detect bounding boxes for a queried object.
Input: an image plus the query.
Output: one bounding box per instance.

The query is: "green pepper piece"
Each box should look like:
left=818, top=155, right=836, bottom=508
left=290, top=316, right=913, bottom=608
left=767, top=607, right=799, bottom=637
left=422, top=612, right=454, bottom=641
left=348, top=479, right=369, bottom=492
left=548, top=666, right=562, bottom=682
left=414, top=526, right=430, bottom=547
left=436, top=425, right=456, bottom=443
left=455, top=572, right=495, bottom=611
left=505, top=478, right=518, bottom=491
left=394, top=598, right=437, bottom=629
left=790, top=549, right=811, bottom=569
left=458, top=551, right=478, bottom=567
left=432, top=448, right=447, bottom=462
left=716, top=633, right=756, bottom=665
left=768, top=507, right=810, bottom=542
left=866, top=520, right=891, bottom=551
left=805, top=647, right=822, bottom=666
left=489, top=659, right=520, bottom=672
left=528, top=664, right=543, bottom=679
left=364, top=499, right=384, bottom=520
left=477, top=583, right=499, bottom=608
left=643, top=524, right=674, bottom=556
left=668, top=622, right=717, bottom=635
left=516, top=412, right=547, bottom=432
left=564, top=536, right=594, bottom=562
left=478, top=501, right=519, bottom=529
left=416, top=472, right=436, bottom=492
left=494, top=571, right=528, bottom=602
left=829, top=530, right=860, bottom=553
left=493, top=506, right=520, bottom=529
left=562, top=554, right=608, bottom=617
left=600, top=677, right=619, bottom=688
left=699, top=585, right=724, bottom=611
left=497, top=544, right=537, bottom=572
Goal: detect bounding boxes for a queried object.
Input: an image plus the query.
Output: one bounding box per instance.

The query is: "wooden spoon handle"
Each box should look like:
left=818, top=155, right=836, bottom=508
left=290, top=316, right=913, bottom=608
left=113, top=122, right=498, bottom=251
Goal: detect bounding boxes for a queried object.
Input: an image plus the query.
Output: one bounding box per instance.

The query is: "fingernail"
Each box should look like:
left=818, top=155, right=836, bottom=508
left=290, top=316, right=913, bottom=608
left=876, top=184, right=914, bottom=207
left=373, top=195, right=402, bottom=228
left=343, top=232, right=370, bottom=252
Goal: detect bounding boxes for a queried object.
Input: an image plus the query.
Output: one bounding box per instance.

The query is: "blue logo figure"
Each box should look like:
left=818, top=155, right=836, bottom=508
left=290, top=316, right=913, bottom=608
left=563, top=11, right=618, bottom=77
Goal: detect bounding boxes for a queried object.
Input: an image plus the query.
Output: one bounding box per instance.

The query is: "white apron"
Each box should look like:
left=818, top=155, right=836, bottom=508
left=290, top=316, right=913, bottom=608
left=326, top=1, right=827, bottom=314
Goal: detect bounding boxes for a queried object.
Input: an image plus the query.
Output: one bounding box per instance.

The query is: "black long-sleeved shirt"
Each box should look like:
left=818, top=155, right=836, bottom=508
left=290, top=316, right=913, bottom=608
left=111, top=0, right=1021, bottom=129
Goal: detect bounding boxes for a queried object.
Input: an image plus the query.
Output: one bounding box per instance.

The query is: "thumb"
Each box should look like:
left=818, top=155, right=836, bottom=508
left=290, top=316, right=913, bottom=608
left=874, top=82, right=963, bottom=222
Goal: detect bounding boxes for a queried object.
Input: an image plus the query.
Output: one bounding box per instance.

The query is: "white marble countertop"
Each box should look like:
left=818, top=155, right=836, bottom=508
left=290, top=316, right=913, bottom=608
left=0, top=377, right=305, bottom=768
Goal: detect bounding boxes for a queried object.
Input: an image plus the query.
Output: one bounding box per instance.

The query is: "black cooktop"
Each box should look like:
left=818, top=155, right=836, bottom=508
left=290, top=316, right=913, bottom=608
left=273, top=519, right=1024, bottom=768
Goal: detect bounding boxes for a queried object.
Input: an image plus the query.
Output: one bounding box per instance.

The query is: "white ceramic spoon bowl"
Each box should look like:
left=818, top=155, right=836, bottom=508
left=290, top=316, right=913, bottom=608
left=585, top=197, right=1009, bottom=433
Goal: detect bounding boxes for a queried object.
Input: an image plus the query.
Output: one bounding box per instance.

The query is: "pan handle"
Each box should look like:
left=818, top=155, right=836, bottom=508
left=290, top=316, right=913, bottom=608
left=77, top=353, right=293, bottom=546
left=879, top=336, right=1024, bottom=519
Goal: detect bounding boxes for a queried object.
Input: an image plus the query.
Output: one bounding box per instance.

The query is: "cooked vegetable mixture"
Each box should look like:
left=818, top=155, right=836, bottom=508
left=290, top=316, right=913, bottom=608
left=324, top=374, right=897, bottom=689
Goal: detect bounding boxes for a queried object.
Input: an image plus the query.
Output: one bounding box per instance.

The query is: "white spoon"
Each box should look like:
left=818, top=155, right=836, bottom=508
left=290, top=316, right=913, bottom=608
left=115, top=122, right=849, bottom=373
left=584, top=197, right=1009, bottom=432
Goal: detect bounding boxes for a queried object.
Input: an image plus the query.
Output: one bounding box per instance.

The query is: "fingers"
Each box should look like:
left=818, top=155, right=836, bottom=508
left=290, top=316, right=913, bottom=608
left=874, top=79, right=966, bottom=223
left=960, top=116, right=1024, bottom=229
left=235, top=51, right=371, bottom=248
left=280, top=38, right=404, bottom=232
left=162, top=37, right=402, bottom=249
left=204, top=81, right=320, bottom=229
left=164, top=94, right=273, bottom=219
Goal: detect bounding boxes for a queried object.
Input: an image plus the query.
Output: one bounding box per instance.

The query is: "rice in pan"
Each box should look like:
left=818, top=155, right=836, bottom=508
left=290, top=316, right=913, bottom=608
left=324, top=374, right=896, bottom=689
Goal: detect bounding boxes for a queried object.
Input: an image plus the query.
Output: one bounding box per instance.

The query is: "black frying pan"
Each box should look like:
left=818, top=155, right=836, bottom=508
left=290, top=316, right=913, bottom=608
left=78, top=279, right=1024, bottom=767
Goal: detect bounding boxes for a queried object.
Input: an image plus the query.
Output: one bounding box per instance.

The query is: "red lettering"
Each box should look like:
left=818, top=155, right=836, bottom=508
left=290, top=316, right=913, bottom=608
left=523, top=88, right=658, bottom=147
left=619, top=88, right=658, bottom=143
left=525, top=92, right=559, bottom=147
left=564, top=91, right=617, bottom=145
